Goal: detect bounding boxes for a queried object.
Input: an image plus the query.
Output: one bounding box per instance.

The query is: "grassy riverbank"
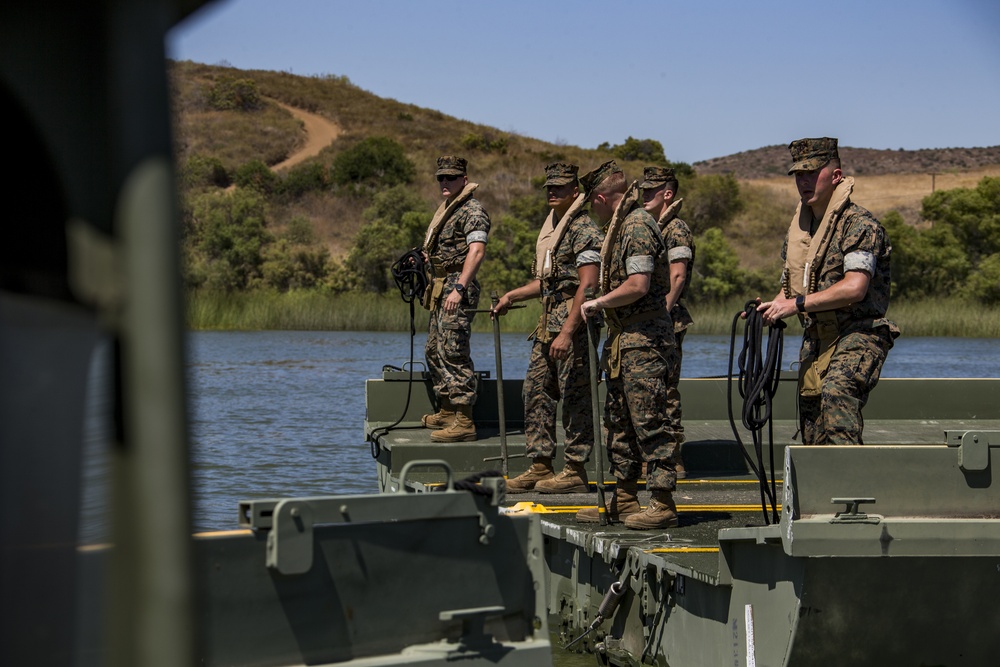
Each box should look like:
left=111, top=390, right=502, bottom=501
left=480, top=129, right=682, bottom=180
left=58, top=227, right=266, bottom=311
left=187, top=290, right=1000, bottom=337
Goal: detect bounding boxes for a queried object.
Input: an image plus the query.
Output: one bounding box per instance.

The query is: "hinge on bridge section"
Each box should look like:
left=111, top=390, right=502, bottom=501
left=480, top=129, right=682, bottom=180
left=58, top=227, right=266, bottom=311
left=945, top=430, right=1000, bottom=472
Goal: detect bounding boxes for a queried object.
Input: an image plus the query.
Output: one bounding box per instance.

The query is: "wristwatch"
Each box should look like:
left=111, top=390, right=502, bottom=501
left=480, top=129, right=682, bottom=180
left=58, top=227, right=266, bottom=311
left=795, top=294, right=806, bottom=313
left=454, top=283, right=466, bottom=297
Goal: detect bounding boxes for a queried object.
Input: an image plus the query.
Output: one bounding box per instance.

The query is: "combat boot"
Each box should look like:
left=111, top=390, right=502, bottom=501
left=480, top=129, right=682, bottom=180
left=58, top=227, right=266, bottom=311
left=421, top=398, right=455, bottom=429
left=430, top=404, right=477, bottom=442
left=506, top=457, right=554, bottom=494
left=535, top=461, right=590, bottom=494
left=624, top=490, right=679, bottom=530
left=576, top=479, right=640, bottom=523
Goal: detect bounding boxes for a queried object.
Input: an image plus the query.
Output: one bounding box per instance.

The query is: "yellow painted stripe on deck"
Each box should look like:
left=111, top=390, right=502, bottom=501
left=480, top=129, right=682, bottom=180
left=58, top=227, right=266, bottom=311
left=502, top=502, right=780, bottom=514
left=644, top=547, right=720, bottom=554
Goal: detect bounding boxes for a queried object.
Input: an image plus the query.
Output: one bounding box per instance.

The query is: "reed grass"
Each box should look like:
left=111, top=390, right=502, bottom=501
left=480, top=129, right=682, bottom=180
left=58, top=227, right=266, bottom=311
left=187, top=290, right=1000, bottom=338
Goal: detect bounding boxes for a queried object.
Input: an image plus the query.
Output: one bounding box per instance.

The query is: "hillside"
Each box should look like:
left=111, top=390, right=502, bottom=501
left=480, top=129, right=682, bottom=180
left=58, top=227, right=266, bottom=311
left=695, top=145, right=1000, bottom=179
left=169, top=61, right=1000, bottom=287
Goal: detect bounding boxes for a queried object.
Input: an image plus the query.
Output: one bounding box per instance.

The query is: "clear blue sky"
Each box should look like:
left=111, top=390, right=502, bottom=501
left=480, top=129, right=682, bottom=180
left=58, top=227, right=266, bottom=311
left=168, top=0, right=1000, bottom=165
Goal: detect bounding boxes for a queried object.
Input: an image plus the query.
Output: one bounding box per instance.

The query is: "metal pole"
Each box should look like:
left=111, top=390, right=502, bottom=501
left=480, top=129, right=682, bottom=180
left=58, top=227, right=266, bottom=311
left=584, top=288, right=609, bottom=525
left=490, top=291, right=509, bottom=477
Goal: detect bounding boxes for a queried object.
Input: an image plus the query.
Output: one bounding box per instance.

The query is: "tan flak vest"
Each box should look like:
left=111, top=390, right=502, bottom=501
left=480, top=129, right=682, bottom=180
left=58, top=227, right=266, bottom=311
left=783, top=176, right=855, bottom=396
left=531, top=192, right=588, bottom=342
left=420, top=182, right=478, bottom=311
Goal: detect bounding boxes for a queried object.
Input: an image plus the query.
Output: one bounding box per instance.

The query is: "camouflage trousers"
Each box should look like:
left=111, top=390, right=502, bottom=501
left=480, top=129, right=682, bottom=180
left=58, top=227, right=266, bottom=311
left=665, top=328, right=687, bottom=446
left=522, top=327, right=594, bottom=463
left=799, top=327, right=893, bottom=445
left=604, top=343, right=681, bottom=492
left=425, top=301, right=477, bottom=407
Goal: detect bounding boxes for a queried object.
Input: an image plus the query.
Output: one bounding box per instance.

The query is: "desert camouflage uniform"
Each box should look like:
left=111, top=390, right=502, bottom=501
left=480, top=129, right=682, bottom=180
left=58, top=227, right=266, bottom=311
left=425, top=197, right=490, bottom=406
left=603, top=203, right=680, bottom=492
left=658, top=202, right=695, bottom=448
left=523, top=213, right=603, bottom=463
left=782, top=202, right=898, bottom=444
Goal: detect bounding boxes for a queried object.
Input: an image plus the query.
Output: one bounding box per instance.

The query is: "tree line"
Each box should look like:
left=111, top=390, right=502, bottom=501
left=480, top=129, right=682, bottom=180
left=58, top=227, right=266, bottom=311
left=180, top=133, right=1000, bottom=306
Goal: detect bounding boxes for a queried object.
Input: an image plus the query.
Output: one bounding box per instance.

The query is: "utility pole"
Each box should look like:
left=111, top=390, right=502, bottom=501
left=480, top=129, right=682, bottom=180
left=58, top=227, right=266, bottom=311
left=930, top=172, right=940, bottom=192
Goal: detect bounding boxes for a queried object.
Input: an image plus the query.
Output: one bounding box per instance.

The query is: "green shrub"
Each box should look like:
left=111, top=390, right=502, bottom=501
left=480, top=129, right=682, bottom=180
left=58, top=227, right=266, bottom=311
left=261, top=238, right=331, bottom=291
left=963, top=253, right=1000, bottom=305
left=180, top=154, right=230, bottom=190
left=922, top=176, right=1000, bottom=262
left=684, top=174, right=744, bottom=234
left=508, top=193, right=548, bottom=224
left=235, top=159, right=280, bottom=195
left=689, top=228, right=746, bottom=302
left=882, top=211, right=970, bottom=298
left=330, top=136, right=415, bottom=187
left=282, top=216, right=317, bottom=245
left=206, top=76, right=263, bottom=112
left=607, top=136, right=666, bottom=163
left=479, top=214, right=538, bottom=295
left=278, top=162, right=329, bottom=199
left=344, top=185, right=430, bottom=291
left=460, top=132, right=508, bottom=154
left=185, top=190, right=272, bottom=291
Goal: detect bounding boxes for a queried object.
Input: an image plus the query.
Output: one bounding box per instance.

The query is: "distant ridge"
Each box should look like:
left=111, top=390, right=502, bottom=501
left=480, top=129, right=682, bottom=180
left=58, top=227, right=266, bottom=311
left=694, top=145, right=1000, bottom=179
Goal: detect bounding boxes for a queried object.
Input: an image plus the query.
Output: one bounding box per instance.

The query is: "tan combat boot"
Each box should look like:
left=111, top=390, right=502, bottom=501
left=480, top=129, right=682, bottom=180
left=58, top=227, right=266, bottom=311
left=576, top=479, right=640, bottom=523
left=624, top=490, right=679, bottom=530
left=506, top=457, right=555, bottom=494
left=421, top=397, right=455, bottom=429
left=430, top=404, right=477, bottom=442
left=535, top=461, right=590, bottom=494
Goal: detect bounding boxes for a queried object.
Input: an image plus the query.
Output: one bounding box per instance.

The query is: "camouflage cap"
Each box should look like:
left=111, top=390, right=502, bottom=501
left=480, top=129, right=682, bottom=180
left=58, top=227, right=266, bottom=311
left=639, top=166, right=677, bottom=190
left=543, top=162, right=579, bottom=187
left=435, top=155, right=468, bottom=177
left=787, top=137, right=839, bottom=174
left=579, top=160, right=622, bottom=195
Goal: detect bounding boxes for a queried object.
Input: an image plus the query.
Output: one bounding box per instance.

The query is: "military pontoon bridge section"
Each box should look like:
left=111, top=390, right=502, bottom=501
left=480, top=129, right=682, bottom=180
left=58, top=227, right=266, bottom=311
left=366, top=372, right=1000, bottom=488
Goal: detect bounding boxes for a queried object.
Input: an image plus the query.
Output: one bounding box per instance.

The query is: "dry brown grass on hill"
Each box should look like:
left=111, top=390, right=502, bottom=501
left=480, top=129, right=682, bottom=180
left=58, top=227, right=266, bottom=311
left=269, top=192, right=364, bottom=259
left=696, top=144, right=1000, bottom=179
left=744, top=166, right=1000, bottom=227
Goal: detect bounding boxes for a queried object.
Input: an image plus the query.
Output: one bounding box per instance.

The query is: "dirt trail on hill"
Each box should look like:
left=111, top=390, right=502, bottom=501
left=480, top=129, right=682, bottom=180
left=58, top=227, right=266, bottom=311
left=271, top=101, right=341, bottom=171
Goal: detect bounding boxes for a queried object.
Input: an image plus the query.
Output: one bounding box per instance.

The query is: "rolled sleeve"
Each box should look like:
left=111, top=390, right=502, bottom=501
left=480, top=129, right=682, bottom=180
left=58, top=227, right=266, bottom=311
left=466, top=231, right=488, bottom=245
left=576, top=249, right=600, bottom=267
left=844, top=250, right=875, bottom=275
left=667, top=246, right=692, bottom=262
left=625, top=255, right=654, bottom=275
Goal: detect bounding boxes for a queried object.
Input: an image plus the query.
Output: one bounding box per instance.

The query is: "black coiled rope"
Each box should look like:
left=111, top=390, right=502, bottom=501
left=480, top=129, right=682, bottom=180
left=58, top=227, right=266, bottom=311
left=390, top=249, right=429, bottom=332
left=727, top=300, right=786, bottom=524
left=368, top=249, right=428, bottom=459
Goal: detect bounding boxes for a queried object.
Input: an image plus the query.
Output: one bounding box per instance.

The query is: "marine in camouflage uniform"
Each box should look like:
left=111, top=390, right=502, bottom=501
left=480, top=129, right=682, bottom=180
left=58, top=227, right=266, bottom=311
left=758, top=138, right=898, bottom=445
left=495, top=163, right=603, bottom=494
left=577, top=161, right=681, bottom=530
left=421, top=156, right=491, bottom=442
left=642, top=166, right=695, bottom=478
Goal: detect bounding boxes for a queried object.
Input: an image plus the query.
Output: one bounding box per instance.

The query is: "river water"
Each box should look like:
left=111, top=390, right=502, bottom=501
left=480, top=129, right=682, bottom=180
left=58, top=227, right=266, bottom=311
left=79, top=331, right=1000, bottom=538
left=185, top=330, right=999, bottom=531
